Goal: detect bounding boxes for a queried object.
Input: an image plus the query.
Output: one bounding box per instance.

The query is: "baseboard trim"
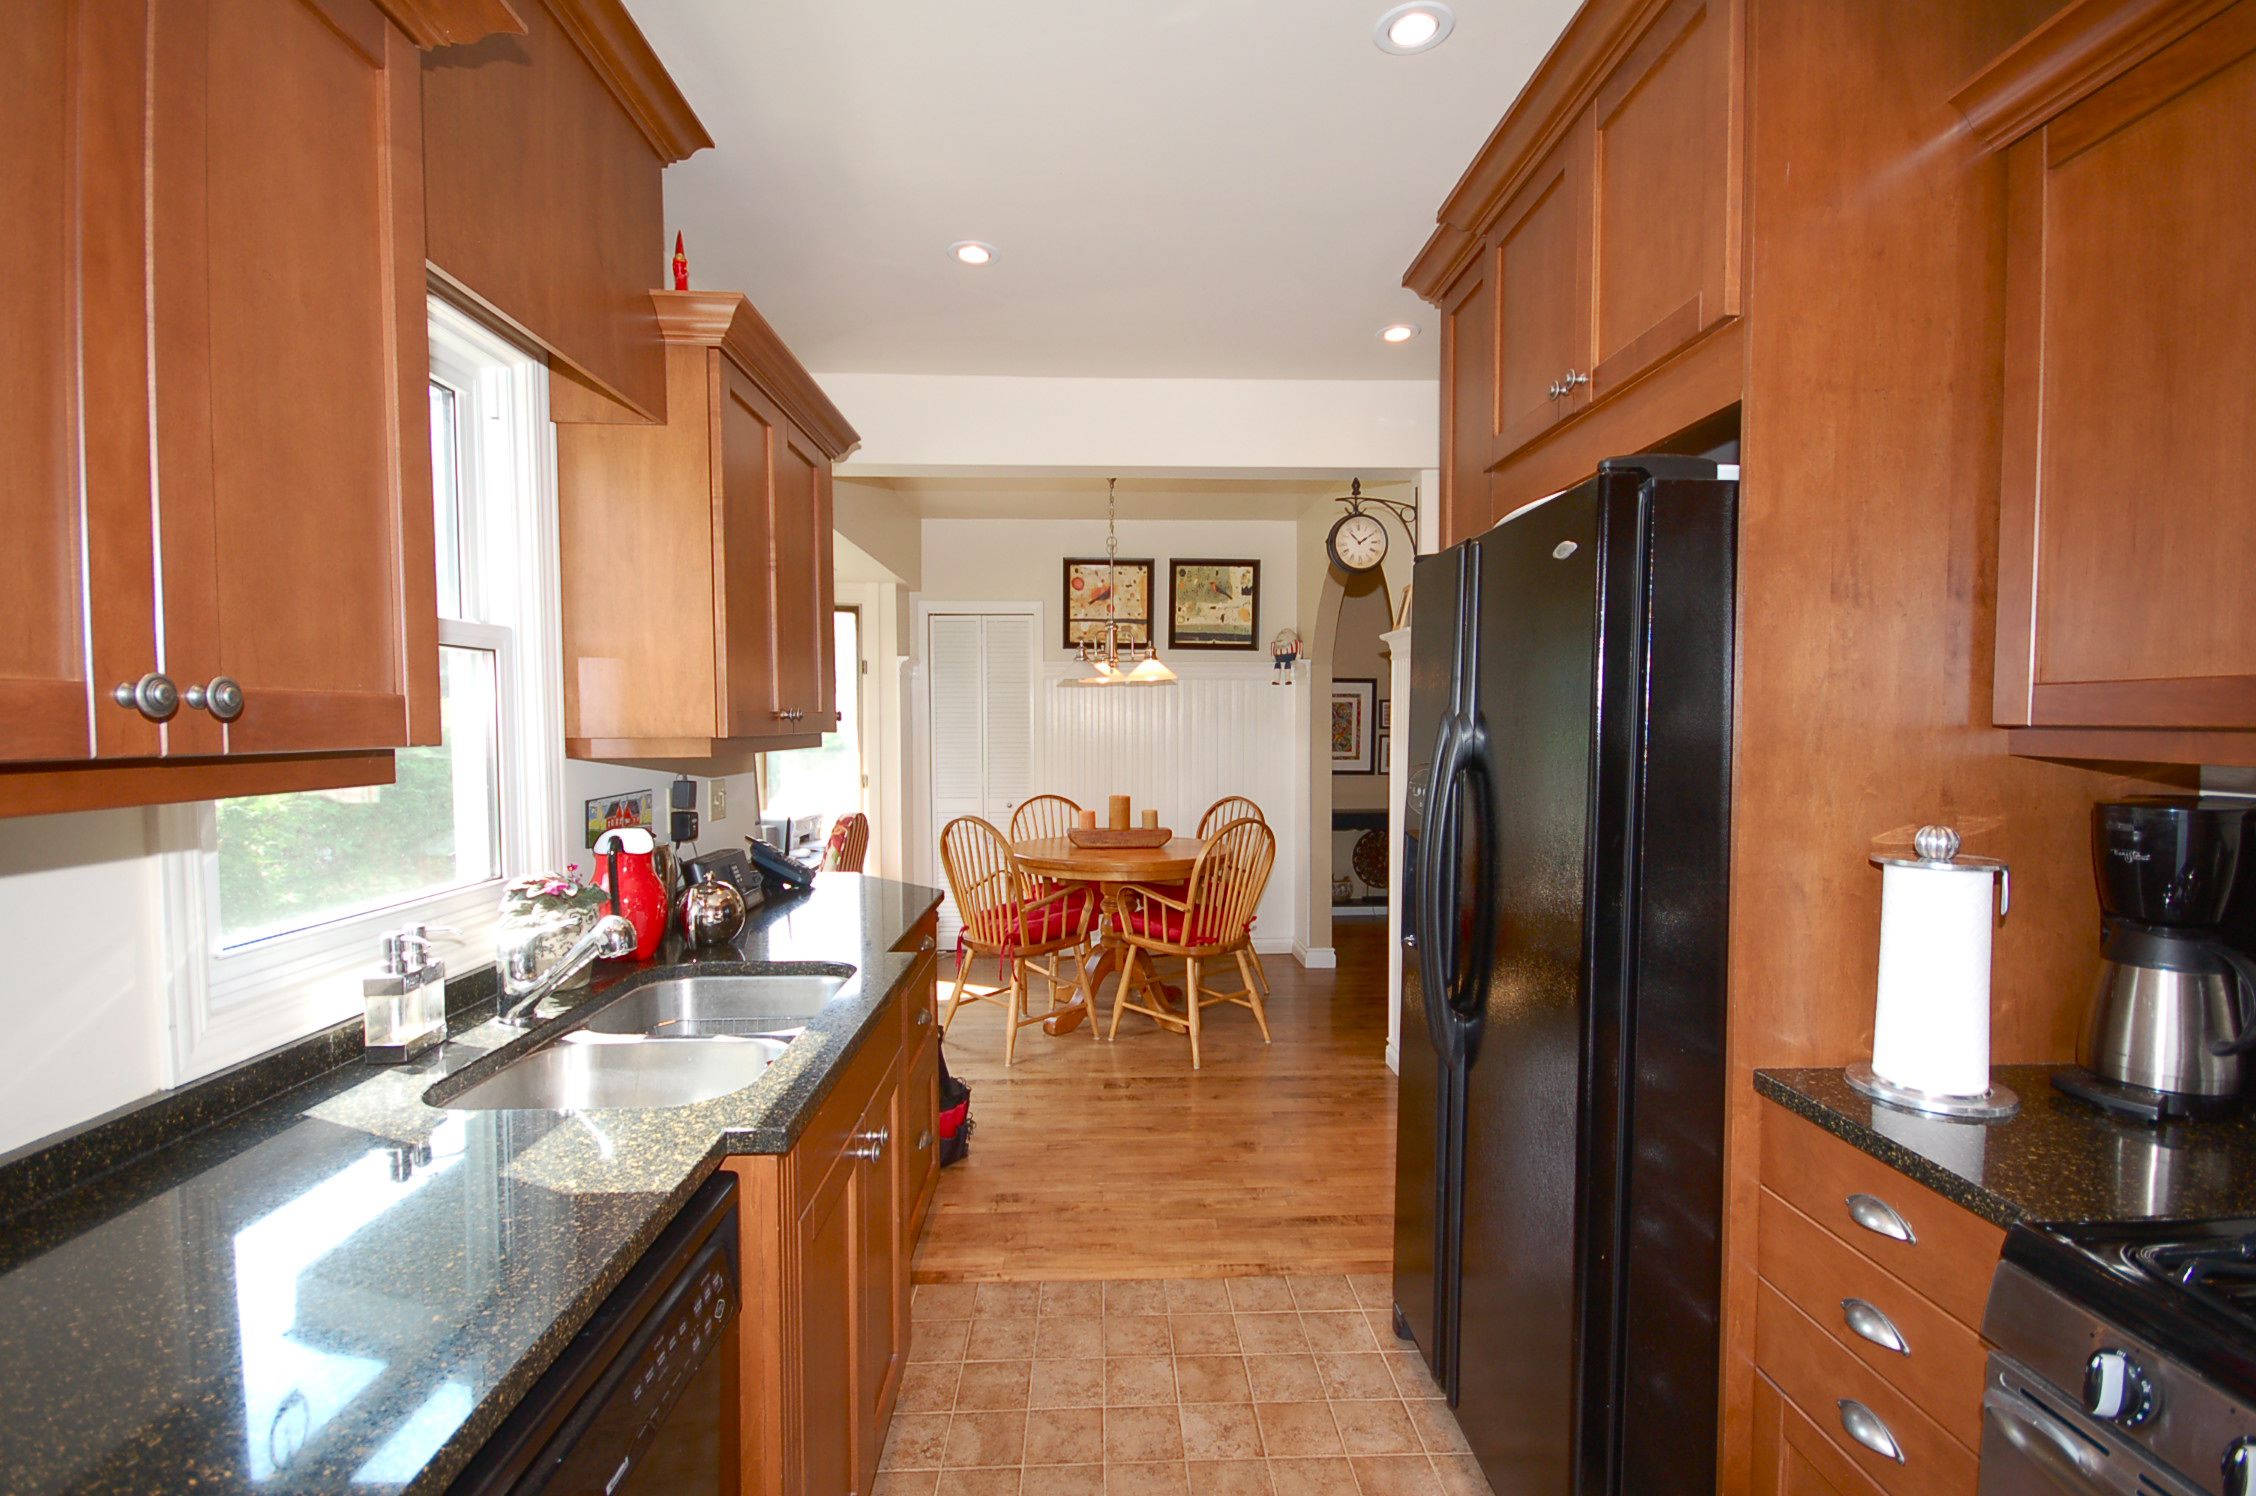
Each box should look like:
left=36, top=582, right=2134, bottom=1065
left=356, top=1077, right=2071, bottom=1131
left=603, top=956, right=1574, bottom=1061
left=1384, top=1040, right=1399, bottom=1075
left=1295, top=944, right=1338, bottom=969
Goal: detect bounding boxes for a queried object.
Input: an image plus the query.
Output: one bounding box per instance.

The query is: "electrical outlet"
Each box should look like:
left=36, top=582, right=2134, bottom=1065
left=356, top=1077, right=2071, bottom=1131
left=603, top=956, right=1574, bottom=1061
left=710, top=778, right=728, bottom=821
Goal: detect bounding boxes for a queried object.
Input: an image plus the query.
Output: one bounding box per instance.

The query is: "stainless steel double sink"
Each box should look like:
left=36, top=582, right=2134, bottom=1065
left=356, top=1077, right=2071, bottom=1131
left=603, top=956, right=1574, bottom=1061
left=439, top=968, right=853, bottom=1111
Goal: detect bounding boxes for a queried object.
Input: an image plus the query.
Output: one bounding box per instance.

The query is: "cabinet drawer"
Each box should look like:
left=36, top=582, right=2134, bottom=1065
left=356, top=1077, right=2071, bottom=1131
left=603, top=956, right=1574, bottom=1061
left=1758, top=1188, right=1985, bottom=1450
left=791, top=990, right=899, bottom=1213
left=900, top=946, right=939, bottom=1056
left=1759, top=1101, right=2004, bottom=1328
left=1756, top=1281, right=1975, bottom=1496
left=903, top=1035, right=941, bottom=1250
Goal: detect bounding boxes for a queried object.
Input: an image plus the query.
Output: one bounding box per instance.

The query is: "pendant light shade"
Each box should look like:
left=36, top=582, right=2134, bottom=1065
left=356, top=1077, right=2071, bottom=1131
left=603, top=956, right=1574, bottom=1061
left=1064, top=479, right=1178, bottom=688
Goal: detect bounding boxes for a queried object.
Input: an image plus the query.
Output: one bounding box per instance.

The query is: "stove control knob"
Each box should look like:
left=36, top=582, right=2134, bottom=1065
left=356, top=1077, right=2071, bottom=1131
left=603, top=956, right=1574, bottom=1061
left=2224, top=1436, right=2256, bottom=1496
left=2083, top=1349, right=2155, bottom=1426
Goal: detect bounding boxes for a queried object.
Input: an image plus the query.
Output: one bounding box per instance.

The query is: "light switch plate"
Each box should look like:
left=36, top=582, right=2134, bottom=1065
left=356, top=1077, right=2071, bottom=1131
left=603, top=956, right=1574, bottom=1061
left=710, top=778, right=728, bottom=820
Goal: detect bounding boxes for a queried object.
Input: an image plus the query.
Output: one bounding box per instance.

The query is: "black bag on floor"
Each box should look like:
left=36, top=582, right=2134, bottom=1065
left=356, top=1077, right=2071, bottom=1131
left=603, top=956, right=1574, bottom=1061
left=935, top=1037, right=973, bottom=1166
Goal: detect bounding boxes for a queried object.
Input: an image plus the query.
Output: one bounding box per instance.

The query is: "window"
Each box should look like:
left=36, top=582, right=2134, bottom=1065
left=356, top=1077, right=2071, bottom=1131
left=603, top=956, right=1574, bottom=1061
left=161, top=299, right=564, bottom=1082
left=763, top=609, right=864, bottom=834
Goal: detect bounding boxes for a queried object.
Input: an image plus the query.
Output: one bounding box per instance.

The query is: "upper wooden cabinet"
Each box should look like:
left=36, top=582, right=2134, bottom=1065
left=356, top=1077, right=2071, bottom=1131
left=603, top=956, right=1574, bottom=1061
left=1412, top=0, right=1744, bottom=545
left=2, top=0, right=512, bottom=816
left=1960, top=0, right=2256, bottom=757
left=558, top=291, right=857, bottom=767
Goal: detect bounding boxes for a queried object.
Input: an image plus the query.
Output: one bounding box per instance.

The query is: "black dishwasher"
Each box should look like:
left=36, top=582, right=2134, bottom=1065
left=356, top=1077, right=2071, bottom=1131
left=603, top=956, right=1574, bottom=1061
left=451, top=1173, right=739, bottom=1496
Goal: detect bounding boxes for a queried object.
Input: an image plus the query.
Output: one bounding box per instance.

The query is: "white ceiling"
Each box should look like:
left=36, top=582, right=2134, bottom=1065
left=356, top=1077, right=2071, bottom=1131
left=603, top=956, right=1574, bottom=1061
left=628, top=1, right=1580, bottom=381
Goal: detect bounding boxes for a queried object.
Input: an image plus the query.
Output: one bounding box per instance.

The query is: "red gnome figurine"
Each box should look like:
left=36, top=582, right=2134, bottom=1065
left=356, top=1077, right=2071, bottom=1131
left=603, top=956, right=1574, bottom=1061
left=672, top=231, right=688, bottom=291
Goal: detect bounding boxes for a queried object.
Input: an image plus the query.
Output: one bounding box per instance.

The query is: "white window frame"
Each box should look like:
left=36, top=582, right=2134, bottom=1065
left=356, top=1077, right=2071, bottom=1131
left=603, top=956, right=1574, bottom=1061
left=158, top=298, right=566, bottom=1084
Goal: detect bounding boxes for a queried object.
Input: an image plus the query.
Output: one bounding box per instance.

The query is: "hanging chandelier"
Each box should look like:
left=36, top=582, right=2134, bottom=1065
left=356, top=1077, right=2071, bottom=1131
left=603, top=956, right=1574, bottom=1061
left=1065, top=478, right=1177, bottom=688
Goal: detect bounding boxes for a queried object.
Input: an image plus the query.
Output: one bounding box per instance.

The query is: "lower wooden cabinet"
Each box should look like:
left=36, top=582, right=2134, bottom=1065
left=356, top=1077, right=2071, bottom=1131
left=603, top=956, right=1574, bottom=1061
left=1752, top=1099, right=2001, bottom=1496
left=725, top=936, right=941, bottom=1496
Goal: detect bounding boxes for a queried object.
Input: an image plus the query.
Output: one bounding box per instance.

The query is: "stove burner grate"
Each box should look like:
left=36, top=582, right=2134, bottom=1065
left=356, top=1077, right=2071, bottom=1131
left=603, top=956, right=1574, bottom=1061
left=2133, top=1233, right=2256, bottom=1325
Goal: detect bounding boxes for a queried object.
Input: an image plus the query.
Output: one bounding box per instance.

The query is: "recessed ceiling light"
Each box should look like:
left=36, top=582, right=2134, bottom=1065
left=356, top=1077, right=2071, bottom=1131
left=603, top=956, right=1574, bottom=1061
left=948, top=240, right=997, bottom=266
left=1374, top=3, right=1454, bottom=54
left=1379, top=322, right=1422, bottom=344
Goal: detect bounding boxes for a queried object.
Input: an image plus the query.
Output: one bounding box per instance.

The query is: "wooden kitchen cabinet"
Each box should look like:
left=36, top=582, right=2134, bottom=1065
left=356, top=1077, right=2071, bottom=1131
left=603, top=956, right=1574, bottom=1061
left=724, top=936, right=941, bottom=1496
left=1414, top=0, right=1744, bottom=545
left=558, top=290, right=857, bottom=769
left=1, top=0, right=514, bottom=814
left=1960, top=0, right=2256, bottom=756
left=1751, top=1375, right=1889, bottom=1496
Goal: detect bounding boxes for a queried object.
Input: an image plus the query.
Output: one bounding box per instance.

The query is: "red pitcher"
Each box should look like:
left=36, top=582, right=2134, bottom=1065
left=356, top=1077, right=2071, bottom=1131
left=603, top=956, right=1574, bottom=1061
left=592, top=827, right=667, bottom=961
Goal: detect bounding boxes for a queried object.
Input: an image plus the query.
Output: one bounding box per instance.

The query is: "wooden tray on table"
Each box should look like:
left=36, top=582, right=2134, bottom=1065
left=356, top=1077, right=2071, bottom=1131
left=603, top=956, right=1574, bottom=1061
left=1068, top=826, right=1172, bottom=849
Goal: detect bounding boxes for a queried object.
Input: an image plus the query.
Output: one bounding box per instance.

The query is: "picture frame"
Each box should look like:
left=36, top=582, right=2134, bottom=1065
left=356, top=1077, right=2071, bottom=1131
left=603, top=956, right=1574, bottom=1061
left=585, top=789, right=655, bottom=847
left=1330, top=677, right=1377, bottom=775
left=1378, top=699, right=1392, bottom=730
left=1378, top=731, right=1391, bottom=775
left=1167, top=558, right=1261, bottom=651
left=1062, top=557, right=1154, bottom=649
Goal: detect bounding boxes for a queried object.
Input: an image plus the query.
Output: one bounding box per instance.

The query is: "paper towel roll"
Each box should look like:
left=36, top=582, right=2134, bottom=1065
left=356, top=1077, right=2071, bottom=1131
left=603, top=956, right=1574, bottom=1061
left=1871, top=860, right=1997, bottom=1098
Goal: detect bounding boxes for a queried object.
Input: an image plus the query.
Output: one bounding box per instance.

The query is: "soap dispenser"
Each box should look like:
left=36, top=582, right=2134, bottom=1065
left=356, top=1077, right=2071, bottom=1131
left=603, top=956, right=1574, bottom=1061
left=364, top=925, right=453, bottom=1063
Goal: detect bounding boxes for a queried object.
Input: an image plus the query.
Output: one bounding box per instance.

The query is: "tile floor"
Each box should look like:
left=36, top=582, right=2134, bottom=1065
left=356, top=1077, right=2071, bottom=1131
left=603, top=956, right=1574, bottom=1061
left=876, top=1275, right=1494, bottom=1495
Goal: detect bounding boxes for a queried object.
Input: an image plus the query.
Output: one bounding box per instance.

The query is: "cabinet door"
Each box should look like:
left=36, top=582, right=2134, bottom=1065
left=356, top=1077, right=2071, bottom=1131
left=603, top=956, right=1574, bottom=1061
left=1490, top=116, right=1595, bottom=456
left=795, top=1151, right=858, bottom=1496
left=717, top=361, right=786, bottom=739
left=771, top=421, right=832, bottom=731
left=1750, top=1376, right=1887, bottom=1496
left=147, top=0, right=436, bottom=756
left=854, top=1067, right=905, bottom=1491
left=1995, top=6, right=2256, bottom=730
left=1440, top=263, right=1498, bottom=545
left=902, top=1033, right=941, bottom=1253
left=1590, top=0, right=1740, bottom=398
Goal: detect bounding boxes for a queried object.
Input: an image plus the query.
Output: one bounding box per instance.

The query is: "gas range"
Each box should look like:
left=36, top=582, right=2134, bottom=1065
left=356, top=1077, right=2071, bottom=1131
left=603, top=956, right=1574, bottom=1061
left=1983, top=1218, right=2256, bottom=1495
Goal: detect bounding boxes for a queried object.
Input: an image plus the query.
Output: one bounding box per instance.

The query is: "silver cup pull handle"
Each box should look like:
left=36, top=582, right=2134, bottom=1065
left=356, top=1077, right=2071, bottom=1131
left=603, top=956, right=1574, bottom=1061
left=1846, top=1192, right=1917, bottom=1244
left=1836, top=1399, right=1905, bottom=1463
left=1840, top=1298, right=1909, bottom=1356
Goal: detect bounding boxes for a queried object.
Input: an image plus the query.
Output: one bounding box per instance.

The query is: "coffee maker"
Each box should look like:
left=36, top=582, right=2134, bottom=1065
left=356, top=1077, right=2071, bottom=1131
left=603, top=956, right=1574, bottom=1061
left=2054, top=798, right=2256, bottom=1121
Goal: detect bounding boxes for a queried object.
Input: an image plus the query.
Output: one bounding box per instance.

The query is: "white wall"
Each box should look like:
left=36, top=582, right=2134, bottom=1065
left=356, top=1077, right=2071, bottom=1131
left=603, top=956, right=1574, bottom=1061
left=828, top=373, right=1438, bottom=477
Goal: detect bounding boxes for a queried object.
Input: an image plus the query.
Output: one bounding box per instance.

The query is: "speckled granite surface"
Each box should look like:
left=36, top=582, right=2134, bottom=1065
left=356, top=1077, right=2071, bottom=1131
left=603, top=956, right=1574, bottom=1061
left=0, top=873, right=940, bottom=1495
left=1756, top=1065, right=2256, bottom=1229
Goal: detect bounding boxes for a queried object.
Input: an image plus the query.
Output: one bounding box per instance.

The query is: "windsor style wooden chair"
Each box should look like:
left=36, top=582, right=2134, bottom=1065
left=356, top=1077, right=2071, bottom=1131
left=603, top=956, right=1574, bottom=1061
left=938, top=815, right=1098, bottom=1066
left=822, top=812, right=870, bottom=872
left=1009, top=793, right=1082, bottom=843
left=1108, top=816, right=1276, bottom=1069
left=1194, top=796, right=1270, bottom=995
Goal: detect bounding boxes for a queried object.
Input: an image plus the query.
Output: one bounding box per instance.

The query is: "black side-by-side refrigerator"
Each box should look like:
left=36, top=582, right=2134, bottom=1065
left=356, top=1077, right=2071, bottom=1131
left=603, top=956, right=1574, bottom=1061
left=1393, top=455, right=1735, bottom=1495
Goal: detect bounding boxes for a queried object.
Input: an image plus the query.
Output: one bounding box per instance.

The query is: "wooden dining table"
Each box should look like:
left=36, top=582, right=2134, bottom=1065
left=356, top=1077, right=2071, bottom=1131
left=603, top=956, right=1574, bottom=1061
left=1012, top=834, right=1204, bottom=1036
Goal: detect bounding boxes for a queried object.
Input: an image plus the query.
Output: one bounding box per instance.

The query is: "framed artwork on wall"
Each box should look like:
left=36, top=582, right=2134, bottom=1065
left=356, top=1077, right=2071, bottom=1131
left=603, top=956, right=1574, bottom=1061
left=1168, top=559, right=1260, bottom=650
left=1062, top=557, right=1153, bottom=648
left=585, top=789, right=655, bottom=847
left=1331, top=677, right=1377, bottom=775
left=1378, top=731, right=1391, bottom=774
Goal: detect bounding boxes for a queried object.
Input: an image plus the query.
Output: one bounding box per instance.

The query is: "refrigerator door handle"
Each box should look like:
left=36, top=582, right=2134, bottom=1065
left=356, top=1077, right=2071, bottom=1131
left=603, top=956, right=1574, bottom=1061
left=1415, top=711, right=1467, bottom=1057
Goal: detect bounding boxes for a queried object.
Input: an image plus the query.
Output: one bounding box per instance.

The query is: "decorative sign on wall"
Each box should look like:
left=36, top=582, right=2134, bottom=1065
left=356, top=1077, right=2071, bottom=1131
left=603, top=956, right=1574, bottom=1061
left=1168, top=559, right=1261, bottom=650
left=585, top=789, right=655, bottom=847
left=1330, top=677, right=1377, bottom=775
left=1062, top=557, right=1153, bottom=648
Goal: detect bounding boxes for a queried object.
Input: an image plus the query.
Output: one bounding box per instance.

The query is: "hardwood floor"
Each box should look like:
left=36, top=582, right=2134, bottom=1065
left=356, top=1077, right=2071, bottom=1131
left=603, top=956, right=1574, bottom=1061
left=914, top=922, right=1396, bottom=1283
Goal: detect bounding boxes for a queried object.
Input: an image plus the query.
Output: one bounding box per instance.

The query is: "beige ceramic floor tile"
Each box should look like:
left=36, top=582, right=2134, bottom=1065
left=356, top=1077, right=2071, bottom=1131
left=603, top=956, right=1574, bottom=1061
left=1299, top=1311, right=1378, bottom=1354
left=1330, top=1399, right=1420, bottom=1457
left=1185, top=1459, right=1271, bottom=1494
left=1024, top=1407, right=1106, bottom=1466
left=900, top=1362, right=964, bottom=1413
left=1232, top=1314, right=1306, bottom=1355
left=1041, top=1282, right=1106, bottom=1317
left=883, top=1413, right=954, bottom=1470
left=1106, top=1355, right=1178, bottom=1407
left=874, top=1473, right=942, bottom=1496
left=1285, top=1275, right=1357, bottom=1311
left=968, top=1317, right=1040, bottom=1360
left=1252, top=1402, right=1341, bottom=1458
left=1173, top=1355, right=1251, bottom=1404
left=1030, top=1358, right=1108, bottom=1409
left=1244, top=1354, right=1324, bottom=1404
left=1350, top=1454, right=1444, bottom=1495
left=945, top=1411, right=1030, bottom=1469
left=1407, top=1399, right=1472, bottom=1454
left=1224, top=1277, right=1294, bottom=1313
left=1104, top=1462, right=1189, bottom=1495
left=1168, top=1313, right=1240, bottom=1356
left=917, top=1284, right=980, bottom=1320
left=1311, top=1352, right=1395, bottom=1401
left=1036, top=1316, right=1105, bottom=1360
left=1349, top=1273, right=1393, bottom=1309
left=1164, top=1278, right=1234, bottom=1314
left=1432, top=1453, right=1495, bottom=1495
left=1105, top=1315, right=1173, bottom=1356
left=913, top=1320, right=973, bottom=1363
left=1383, top=1352, right=1444, bottom=1400
left=1020, top=1466, right=1105, bottom=1496
left=956, top=1360, right=1033, bottom=1410
left=937, top=1470, right=1023, bottom=1496
left=977, top=1283, right=1044, bottom=1317
left=1106, top=1405, right=1187, bottom=1463
left=1106, top=1281, right=1169, bottom=1316
left=1178, top=1402, right=1263, bottom=1461
left=1263, top=1457, right=1359, bottom=1494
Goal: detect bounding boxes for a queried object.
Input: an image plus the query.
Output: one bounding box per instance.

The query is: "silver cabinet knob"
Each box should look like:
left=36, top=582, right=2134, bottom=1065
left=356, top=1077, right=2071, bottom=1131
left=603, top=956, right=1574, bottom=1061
left=918, top=934, right=937, bottom=953
left=1840, top=1298, right=1909, bottom=1356
left=1845, top=1193, right=1916, bottom=1244
left=852, top=1126, right=890, bottom=1162
left=916, top=1004, right=932, bottom=1028
left=916, top=1128, right=933, bottom=1153
left=182, top=675, right=243, bottom=721
left=1560, top=368, right=1589, bottom=393
left=112, top=673, right=179, bottom=722
left=1546, top=379, right=1563, bottom=400
left=1836, top=1400, right=1904, bottom=1463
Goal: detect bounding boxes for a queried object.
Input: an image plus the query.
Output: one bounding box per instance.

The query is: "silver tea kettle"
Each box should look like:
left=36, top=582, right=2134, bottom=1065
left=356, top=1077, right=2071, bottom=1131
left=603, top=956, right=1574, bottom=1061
left=678, top=866, right=748, bottom=947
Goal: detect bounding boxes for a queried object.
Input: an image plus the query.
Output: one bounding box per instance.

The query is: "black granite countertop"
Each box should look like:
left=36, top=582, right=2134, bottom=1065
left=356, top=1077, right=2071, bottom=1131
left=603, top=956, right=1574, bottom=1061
left=0, top=873, right=940, bottom=1496
left=1757, top=1065, right=2256, bottom=1229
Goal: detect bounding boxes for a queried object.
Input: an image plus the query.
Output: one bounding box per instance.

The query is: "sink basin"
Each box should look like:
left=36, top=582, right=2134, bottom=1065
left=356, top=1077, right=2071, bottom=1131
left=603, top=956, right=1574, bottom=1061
left=442, top=1035, right=789, bottom=1111
left=581, top=971, right=852, bottom=1039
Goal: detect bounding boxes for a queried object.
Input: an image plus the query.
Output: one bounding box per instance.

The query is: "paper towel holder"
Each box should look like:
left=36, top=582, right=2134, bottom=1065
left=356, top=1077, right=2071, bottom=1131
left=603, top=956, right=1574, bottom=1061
left=1847, top=823, right=2021, bottom=1121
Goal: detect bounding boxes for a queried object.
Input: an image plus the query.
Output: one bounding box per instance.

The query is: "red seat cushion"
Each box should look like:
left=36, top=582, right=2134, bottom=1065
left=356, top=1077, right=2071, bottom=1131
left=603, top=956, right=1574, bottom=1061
left=1119, top=903, right=1241, bottom=948
left=1004, top=888, right=1095, bottom=947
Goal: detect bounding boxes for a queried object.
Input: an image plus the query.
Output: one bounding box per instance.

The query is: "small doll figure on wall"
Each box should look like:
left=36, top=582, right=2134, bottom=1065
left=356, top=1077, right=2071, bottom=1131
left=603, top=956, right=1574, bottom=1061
left=1270, top=627, right=1302, bottom=685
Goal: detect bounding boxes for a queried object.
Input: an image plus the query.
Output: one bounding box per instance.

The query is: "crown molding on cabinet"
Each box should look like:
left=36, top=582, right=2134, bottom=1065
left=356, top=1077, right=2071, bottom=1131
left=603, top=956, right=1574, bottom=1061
left=372, top=0, right=526, bottom=48
left=542, top=0, right=714, bottom=164
left=652, top=290, right=862, bottom=461
left=1950, top=0, right=2238, bottom=153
